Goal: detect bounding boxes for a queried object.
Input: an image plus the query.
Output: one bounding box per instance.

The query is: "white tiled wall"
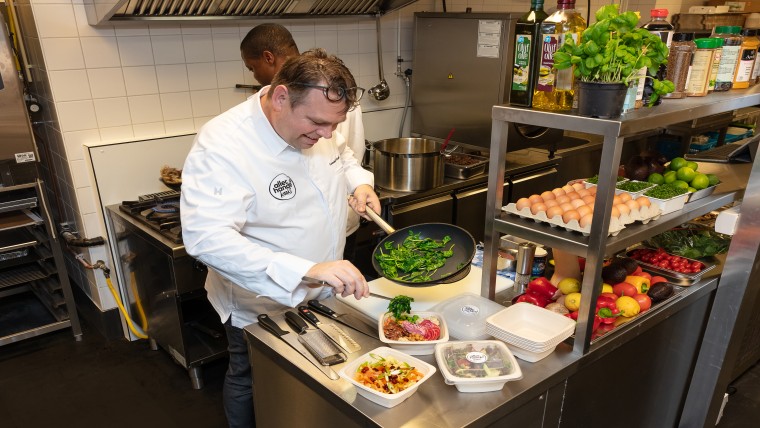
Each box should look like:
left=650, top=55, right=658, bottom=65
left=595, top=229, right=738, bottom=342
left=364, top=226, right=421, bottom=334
left=12, top=0, right=698, bottom=315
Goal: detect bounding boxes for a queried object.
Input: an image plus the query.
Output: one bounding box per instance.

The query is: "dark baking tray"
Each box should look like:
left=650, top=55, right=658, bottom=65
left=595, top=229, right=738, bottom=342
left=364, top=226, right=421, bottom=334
left=444, top=154, right=488, bottom=179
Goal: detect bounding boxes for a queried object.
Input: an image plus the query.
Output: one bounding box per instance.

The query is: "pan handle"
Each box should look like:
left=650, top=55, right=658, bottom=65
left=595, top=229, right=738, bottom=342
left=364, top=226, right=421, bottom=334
left=364, top=207, right=395, bottom=234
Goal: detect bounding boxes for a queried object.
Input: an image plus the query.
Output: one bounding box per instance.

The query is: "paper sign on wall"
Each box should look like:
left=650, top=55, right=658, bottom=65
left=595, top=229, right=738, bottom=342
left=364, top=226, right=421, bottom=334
left=477, top=20, right=502, bottom=58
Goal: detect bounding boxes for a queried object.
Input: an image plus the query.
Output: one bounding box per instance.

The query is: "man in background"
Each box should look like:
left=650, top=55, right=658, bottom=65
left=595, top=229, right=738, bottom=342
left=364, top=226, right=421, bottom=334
left=240, top=24, right=369, bottom=260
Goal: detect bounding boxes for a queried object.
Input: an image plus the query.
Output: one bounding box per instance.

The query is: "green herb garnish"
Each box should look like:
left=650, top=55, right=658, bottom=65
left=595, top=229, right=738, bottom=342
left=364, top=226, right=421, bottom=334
left=644, top=183, right=689, bottom=200
left=616, top=181, right=654, bottom=192
left=587, top=175, right=626, bottom=184
left=387, top=295, right=414, bottom=321
left=646, top=225, right=731, bottom=258
left=374, top=230, right=455, bottom=282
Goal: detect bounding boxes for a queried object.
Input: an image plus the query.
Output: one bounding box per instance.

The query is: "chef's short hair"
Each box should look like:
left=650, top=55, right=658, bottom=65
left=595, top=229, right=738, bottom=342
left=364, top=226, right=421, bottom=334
left=240, top=23, right=299, bottom=60
left=272, top=48, right=359, bottom=113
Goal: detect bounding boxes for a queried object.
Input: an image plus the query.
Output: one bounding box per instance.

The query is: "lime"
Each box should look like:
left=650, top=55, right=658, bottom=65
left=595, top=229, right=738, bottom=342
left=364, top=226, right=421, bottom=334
left=686, top=161, right=699, bottom=171
left=707, top=173, right=720, bottom=186
left=676, top=166, right=697, bottom=183
left=647, top=173, right=665, bottom=184
left=691, top=173, right=710, bottom=190
left=664, top=170, right=677, bottom=184
left=669, top=157, right=687, bottom=171
left=672, top=180, right=690, bottom=190
left=688, top=187, right=697, bottom=193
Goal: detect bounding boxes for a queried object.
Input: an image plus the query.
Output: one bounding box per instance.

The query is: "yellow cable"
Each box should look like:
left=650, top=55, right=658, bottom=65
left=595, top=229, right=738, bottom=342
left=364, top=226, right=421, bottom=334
left=129, top=271, right=149, bottom=331
left=106, top=277, right=148, bottom=339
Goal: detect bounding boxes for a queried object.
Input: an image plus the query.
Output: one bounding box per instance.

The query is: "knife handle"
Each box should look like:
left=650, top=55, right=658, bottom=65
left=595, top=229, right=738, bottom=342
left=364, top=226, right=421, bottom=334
left=297, top=306, right=321, bottom=326
left=258, top=314, right=286, bottom=337
left=284, top=311, right=309, bottom=334
left=308, top=299, right=338, bottom=319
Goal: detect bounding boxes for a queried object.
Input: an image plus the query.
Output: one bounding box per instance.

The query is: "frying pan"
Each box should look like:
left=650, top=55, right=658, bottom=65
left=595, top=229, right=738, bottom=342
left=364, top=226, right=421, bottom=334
left=365, top=209, right=476, bottom=286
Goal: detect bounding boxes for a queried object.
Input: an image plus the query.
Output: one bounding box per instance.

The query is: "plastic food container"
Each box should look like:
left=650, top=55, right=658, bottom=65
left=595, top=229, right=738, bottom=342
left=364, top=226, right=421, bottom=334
left=338, top=347, right=436, bottom=408
left=485, top=303, right=575, bottom=362
left=615, top=180, right=656, bottom=198
left=646, top=193, right=689, bottom=214
left=378, top=311, right=449, bottom=355
left=434, top=340, right=522, bottom=392
left=686, top=184, right=718, bottom=202
left=431, top=293, right=505, bottom=340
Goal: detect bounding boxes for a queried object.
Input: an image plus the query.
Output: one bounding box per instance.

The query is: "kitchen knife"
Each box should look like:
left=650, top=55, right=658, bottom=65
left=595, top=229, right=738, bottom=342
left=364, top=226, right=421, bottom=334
left=256, top=314, right=339, bottom=380
left=297, top=306, right=361, bottom=353
left=283, top=311, right=346, bottom=365
left=307, top=299, right=378, bottom=339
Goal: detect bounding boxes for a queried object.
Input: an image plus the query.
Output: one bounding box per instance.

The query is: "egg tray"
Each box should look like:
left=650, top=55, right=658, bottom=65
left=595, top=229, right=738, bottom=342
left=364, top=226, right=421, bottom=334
left=619, top=247, right=717, bottom=286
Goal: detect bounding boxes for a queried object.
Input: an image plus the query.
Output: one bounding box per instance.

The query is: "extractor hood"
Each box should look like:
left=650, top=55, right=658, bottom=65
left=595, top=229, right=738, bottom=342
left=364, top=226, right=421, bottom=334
left=85, top=0, right=418, bottom=25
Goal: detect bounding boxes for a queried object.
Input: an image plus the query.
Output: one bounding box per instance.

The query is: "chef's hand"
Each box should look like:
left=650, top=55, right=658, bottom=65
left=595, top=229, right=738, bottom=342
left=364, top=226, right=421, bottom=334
left=349, top=185, right=381, bottom=220
left=304, top=260, right=370, bottom=300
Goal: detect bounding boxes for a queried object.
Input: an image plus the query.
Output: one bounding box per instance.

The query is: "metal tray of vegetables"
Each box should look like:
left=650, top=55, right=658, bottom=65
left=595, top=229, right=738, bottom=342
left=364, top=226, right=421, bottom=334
left=620, top=246, right=716, bottom=285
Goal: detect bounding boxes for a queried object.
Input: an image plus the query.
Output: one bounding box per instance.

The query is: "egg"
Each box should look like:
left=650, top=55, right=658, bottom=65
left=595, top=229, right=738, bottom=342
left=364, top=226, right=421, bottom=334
left=559, top=202, right=575, bottom=212
left=546, top=206, right=564, bottom=219
left=610, top=205, right=620, bottom=218
left=515, top=198, right=531, bottom=211
left=572, top=182, right=585, bottom=192
left=636, top=197, right=651, bottom=207
left=562, top=209, right=581, bottom=224
left=531, top=202, right=548, bottom=215
left=565, top=191, right=580, bottom=200
left=571, top=198, right=586, bottom=209
left=612, top=195, right=622, bottom=205
left=618, top=192, right=632, bottom=202
left=544, top=199, right=559, bottom=208
left=562, top=184, right=575, bottom=194
left=625, top=200, right=639, bottom=212
left=540, top=190, right=556, bottom=201
left=577, top=205, right=592, bottom=218
left=587, top=186, right=597, bottom=195
left=616, top=202, right=630, bottom=216
left=579, top=213, right=594, bottom=228
left=528, top=194, right=544, bottom=204
left=582, top=195, right=596, bottom=205
left=551, top=187, right=566, bottom=197
left=555, top=195, right=571, bottom=205
left=577, top=189, right=590, bottom=198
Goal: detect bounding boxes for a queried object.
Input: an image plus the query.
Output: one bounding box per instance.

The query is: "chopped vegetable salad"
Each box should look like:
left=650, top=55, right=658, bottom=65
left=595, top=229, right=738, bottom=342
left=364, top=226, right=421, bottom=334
left=353, top=354, right=425, bottom=394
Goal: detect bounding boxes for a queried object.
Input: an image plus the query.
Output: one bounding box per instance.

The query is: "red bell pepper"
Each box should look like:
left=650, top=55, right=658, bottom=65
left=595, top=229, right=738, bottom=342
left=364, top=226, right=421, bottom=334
left=527, top=277, right=558, bottom=300
left=514, top=289, right=551, bottom=307
left=565, top=311, right=579, bottom=320
left=597, top=307, right=621, bottom=324
left=596, top=296, right=617, bottom=310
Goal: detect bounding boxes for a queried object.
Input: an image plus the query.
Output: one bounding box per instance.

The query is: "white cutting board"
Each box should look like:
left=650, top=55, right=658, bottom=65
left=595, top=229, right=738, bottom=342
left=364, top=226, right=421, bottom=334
left=338, top=266, right=513, bottom=321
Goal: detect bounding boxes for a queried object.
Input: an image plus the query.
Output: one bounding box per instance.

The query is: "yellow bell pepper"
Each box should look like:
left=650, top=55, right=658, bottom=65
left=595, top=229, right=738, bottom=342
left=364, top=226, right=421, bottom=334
left=626, top=275, right=650, bottom=294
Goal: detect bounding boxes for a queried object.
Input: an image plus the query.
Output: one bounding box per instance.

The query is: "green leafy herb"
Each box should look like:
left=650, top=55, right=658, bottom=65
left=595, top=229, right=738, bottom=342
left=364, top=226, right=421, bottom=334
left=646, top=225, right=731, bottom=258
left=587, top=175, right=626, bottom=184
left=616, top=181, right=654, bottom=192
left=387, top=295, right=414, bottom=320
left=374, top=230, right=455, bottom=282
left=644, top=183, right=688, bottom=199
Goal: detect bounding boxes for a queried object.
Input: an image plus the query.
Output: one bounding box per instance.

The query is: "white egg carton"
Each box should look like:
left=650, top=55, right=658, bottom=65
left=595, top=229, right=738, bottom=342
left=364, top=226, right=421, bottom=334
left=503, top=202, right=662, bottom=235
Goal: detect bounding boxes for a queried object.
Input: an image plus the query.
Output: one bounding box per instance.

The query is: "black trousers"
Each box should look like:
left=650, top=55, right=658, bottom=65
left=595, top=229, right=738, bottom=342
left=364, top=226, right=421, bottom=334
left=223, top=320, right=255, bottom=428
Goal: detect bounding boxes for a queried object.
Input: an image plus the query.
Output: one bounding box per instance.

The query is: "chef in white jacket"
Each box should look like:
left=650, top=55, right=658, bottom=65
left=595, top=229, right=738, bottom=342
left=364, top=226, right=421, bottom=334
left=181, top=49, right=379, bottom=428
left=241, top=23, right=367, bottom=260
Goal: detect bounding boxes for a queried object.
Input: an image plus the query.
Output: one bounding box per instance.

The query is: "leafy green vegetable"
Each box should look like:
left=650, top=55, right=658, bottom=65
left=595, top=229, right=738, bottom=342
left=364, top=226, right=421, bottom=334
left=387, top=295, right=414, bottom=321
left=646, top=225, right=731, bottom=258
left=375, top=230, right=455, bottom=282
left=586, top=175, right=626, bottom=184
left=644, top=183, right=688, bottom=199
left=616, top=181, right=654, bottom=192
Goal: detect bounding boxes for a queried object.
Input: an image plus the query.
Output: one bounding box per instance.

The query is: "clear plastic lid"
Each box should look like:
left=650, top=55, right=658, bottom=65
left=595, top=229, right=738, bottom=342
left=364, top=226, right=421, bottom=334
left=430, top=293, right=505, bottom=340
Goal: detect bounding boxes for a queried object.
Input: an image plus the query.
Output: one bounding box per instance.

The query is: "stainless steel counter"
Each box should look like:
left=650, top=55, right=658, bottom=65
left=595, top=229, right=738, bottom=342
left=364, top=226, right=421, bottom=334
left=244, top=273, right=719, bottom=427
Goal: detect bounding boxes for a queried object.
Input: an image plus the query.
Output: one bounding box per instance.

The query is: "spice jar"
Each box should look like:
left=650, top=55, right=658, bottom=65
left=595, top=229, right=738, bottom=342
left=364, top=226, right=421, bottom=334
left=733, top=28, right=760, bottom=89
left=707, top=37, right=725, bottom=92
left=687, top=38, right=720, bottom=97
left=750, top=28, right=760, bottom=85
left=712, top=26, right=743, bottom=91
left=663, top=32, right=696, bottom=99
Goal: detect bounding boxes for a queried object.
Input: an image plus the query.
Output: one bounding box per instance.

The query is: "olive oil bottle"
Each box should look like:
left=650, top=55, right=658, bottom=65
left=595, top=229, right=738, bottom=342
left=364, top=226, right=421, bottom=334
left=510, top=0, right=548, bottom=106
left=532, top=0, right=586, bottom=111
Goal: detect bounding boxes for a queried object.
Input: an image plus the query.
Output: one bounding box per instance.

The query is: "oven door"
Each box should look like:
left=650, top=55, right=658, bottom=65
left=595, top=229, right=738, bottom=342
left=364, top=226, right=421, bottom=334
left=454, top=181, right=510, bottom=243
left=387, top=194, right=454, bottom=229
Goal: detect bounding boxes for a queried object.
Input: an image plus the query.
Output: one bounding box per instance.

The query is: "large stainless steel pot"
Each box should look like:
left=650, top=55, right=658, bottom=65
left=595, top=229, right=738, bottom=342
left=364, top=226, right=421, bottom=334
left=372, top=138, right=444, bottom=191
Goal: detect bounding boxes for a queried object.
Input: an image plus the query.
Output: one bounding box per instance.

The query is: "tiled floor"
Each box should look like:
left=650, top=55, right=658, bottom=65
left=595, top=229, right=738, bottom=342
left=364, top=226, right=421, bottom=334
left=1, top=318, right=759, bottom=428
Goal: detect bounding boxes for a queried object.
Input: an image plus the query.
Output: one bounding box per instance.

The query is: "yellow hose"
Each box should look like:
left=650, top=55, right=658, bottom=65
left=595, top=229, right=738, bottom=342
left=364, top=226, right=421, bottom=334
left=106, top=276, right=149, bottom=339
left=130, top=271, right=148, bottom=331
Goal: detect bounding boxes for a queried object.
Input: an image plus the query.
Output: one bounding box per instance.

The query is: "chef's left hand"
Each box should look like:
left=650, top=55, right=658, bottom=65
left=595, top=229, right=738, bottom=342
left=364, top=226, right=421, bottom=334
left=349, top=185, right=380, bottom=220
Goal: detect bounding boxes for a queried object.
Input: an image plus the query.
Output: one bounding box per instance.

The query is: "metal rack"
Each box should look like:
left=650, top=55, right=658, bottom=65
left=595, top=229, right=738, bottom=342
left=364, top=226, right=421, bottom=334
left=481, top=87, right=760, bottom=425
left=0, top=181, right=82, bottom=345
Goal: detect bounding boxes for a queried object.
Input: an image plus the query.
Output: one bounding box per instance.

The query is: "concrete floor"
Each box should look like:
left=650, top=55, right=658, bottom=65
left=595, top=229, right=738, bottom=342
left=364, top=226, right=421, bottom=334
left=1, top=319, right=759, bottom=428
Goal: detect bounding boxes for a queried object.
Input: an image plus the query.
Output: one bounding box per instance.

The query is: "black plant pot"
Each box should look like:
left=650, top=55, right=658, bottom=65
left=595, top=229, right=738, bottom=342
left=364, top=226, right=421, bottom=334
left=577, top=81, right=628, bottom=118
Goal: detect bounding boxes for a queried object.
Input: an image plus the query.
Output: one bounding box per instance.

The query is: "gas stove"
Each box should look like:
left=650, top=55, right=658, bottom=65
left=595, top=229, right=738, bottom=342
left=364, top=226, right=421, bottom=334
left=118, top=190, right=183, bottom=244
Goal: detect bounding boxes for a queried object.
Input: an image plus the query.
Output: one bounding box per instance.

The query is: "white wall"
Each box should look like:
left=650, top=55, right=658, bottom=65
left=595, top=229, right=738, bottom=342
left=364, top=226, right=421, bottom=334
left=10, top=0, right=701, bottom=316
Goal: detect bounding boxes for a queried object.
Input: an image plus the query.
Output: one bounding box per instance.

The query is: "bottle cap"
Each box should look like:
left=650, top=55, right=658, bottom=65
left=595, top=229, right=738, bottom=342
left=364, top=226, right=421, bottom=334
left=694, top=38, right=716, bottom=49
left=650, top=8, right=669, bottom=18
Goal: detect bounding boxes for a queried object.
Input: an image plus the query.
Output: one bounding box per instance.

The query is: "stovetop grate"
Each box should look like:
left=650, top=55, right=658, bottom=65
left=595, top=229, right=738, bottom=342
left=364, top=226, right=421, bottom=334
left=139, top=190, right=180, bottom=202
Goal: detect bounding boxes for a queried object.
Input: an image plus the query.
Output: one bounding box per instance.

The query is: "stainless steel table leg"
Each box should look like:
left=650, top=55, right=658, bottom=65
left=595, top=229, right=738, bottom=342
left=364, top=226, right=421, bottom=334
left=149, top=338, right=158, bottom=351
left=189, top=366, right=203, bottom=390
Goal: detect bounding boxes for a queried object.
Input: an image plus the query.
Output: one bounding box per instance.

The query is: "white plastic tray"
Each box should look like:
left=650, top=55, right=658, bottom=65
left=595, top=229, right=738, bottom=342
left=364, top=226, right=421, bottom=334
left=378, top=311, right=449, bottom=355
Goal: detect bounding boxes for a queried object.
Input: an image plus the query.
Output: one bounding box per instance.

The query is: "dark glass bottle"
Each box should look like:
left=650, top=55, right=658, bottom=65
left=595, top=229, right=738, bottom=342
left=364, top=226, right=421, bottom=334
left=640, top=9, right=674, bottom=107
left=510, top=0, right=548, bottom=106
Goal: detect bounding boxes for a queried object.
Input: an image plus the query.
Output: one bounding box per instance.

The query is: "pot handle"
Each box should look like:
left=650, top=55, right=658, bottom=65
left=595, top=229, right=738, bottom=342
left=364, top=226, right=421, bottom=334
left=364, top=206, right=396, bottom=235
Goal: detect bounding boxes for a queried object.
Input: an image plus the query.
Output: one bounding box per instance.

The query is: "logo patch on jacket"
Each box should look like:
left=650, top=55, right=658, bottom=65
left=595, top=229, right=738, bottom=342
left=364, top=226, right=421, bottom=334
left=269, top=174, right=296, bottom=200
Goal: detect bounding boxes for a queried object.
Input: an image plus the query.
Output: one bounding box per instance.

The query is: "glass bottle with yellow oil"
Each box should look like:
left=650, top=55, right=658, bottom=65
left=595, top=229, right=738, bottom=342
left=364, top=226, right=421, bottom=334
left=532, top=0, right=586, bottom=111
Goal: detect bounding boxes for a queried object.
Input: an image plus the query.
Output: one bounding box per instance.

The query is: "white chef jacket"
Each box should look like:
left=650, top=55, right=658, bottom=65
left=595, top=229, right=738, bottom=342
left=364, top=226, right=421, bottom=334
left=180, top=88, right=374, bottom=328
left=334, top=106, right=366, bottom=236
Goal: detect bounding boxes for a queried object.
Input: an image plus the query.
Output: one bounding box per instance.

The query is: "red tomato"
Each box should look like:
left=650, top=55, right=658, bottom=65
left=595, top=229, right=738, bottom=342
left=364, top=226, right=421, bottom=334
left=632, top=293, right=652, bottom=312
left=612, top=282, right=637, bottom=297
left=650, top=276, right=668, bottom=285
left=637, top=272, right=652, bottom=281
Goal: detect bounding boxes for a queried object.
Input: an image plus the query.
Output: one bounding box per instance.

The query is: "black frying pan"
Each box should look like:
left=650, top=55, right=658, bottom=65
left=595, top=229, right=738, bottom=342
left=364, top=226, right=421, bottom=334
left=366, top=209, right=476, bottom=286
